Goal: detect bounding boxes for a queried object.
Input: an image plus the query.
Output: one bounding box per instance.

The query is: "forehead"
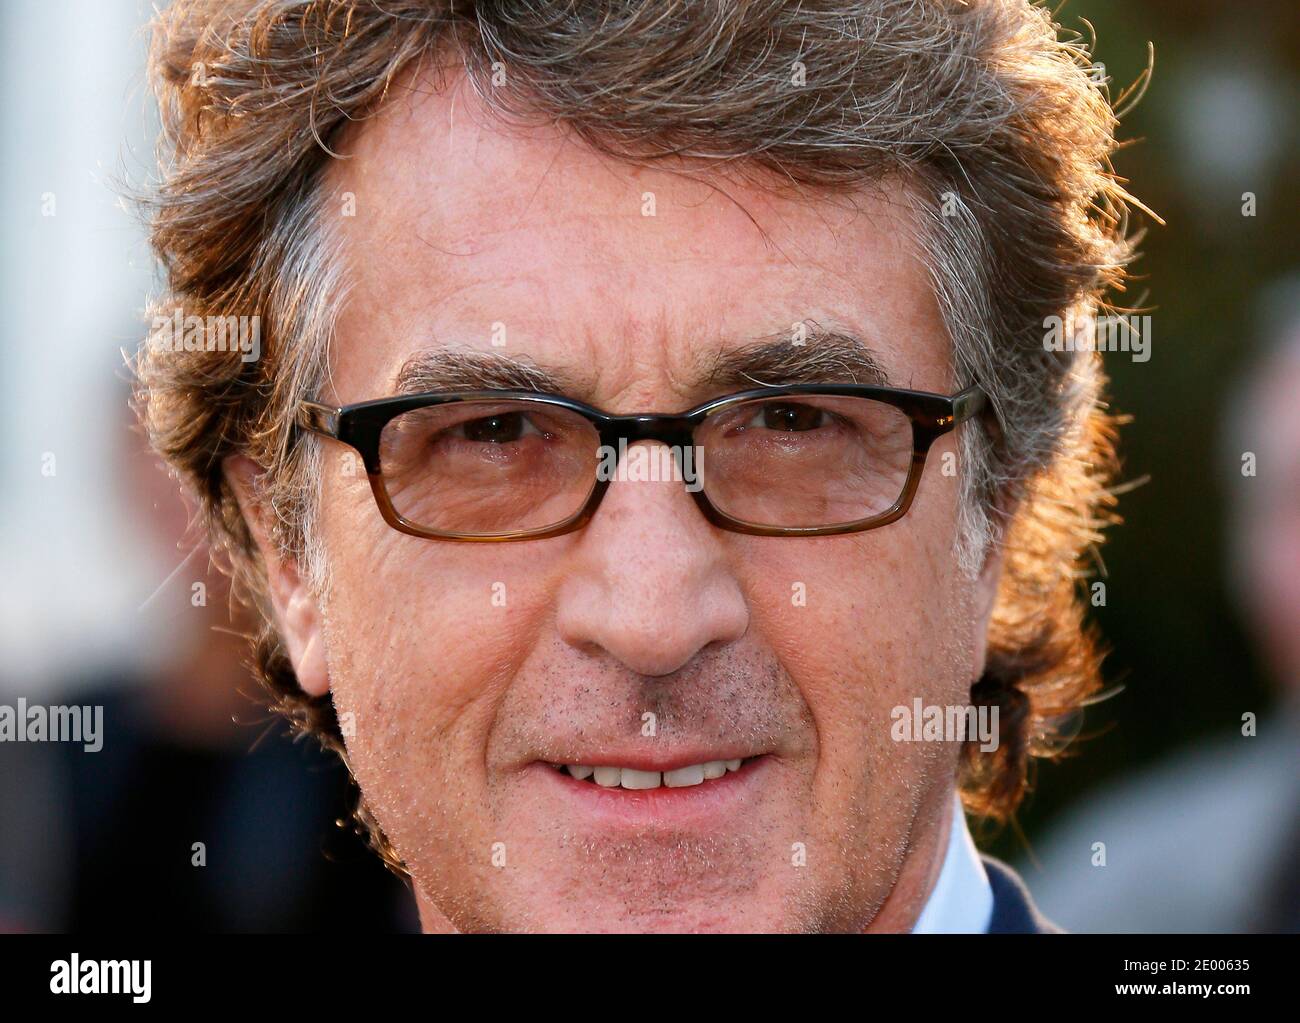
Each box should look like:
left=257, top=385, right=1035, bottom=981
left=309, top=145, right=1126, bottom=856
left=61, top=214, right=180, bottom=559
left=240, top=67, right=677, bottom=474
left=322, top=66, right=951, bottom=407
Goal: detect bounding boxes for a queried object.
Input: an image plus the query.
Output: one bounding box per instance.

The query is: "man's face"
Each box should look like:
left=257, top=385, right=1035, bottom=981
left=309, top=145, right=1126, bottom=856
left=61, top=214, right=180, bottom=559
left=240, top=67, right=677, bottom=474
left=271, top=71, right=996, bottom=932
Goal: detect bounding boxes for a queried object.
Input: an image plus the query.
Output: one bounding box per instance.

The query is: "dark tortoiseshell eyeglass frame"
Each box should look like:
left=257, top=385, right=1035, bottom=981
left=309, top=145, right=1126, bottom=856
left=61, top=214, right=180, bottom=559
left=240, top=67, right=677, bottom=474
left=295, top=383, right=989, bottom=541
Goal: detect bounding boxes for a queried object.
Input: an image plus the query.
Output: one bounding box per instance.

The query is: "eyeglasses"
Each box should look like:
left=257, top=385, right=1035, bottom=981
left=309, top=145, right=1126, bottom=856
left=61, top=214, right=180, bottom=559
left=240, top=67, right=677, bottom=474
left=296, top=383, right=988, bottom=541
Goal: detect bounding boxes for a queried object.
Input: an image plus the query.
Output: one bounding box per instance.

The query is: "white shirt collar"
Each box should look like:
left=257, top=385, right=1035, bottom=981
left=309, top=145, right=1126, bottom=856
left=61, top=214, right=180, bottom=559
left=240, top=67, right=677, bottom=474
left=911, top=793, right=994, bottom=934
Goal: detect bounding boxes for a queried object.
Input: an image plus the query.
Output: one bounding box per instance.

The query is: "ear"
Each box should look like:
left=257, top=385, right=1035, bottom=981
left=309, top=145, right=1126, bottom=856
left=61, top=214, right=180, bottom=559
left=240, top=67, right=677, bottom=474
left=225, top=455, right=330, bottom=698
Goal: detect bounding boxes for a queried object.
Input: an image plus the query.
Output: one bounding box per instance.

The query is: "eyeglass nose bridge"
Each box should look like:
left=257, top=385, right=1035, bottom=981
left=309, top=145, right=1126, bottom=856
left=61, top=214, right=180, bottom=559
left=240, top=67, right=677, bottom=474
left=599, top=412, right=699, bottom=449
left=585, top=414, right=707, bottom=523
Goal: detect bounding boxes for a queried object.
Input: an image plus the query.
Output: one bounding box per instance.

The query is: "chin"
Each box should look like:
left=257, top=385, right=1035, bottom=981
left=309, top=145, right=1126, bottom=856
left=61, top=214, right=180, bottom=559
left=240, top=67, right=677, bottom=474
left=416, top=861, right=812, bottom=933
left=515, top=892, right=796, bottom=934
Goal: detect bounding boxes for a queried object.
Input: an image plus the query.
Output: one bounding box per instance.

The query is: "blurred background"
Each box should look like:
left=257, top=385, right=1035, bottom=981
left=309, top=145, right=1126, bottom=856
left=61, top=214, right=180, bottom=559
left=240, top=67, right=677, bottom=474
left=0, top=0, right=1295, bottom=932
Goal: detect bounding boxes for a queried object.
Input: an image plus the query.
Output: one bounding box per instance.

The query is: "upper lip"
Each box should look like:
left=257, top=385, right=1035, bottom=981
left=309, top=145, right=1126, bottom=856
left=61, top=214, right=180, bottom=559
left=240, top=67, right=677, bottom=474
left=531, top=748, right=766, bottom=773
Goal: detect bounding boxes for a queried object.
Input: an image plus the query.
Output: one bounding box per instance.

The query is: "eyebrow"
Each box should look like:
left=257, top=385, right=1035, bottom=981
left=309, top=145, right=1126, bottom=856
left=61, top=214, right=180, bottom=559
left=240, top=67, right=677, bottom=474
left=393, top=347, right=577, bottom=396
left=390, top=327, right=892, bottom=403
left=702, top=328, right=892, bottom=391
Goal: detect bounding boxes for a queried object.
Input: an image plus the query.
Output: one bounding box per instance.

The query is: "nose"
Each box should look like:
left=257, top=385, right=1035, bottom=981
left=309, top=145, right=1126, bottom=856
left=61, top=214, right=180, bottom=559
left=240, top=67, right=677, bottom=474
left=554, top=442, right=749, bottom=677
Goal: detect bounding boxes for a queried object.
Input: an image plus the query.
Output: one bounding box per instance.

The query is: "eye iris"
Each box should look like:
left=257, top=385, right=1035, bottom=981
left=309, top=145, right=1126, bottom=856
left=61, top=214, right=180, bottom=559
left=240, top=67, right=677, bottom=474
left=464, top=412, right=525, bottom=443
left=763, top=403, right=822, bottom=432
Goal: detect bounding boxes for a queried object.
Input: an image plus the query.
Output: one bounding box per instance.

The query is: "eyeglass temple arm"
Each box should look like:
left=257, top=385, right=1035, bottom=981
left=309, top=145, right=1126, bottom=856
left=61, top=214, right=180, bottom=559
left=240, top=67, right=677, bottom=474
left=951, top=385, right=988, bottom=424
left=297, top=400, right=341, bottom=438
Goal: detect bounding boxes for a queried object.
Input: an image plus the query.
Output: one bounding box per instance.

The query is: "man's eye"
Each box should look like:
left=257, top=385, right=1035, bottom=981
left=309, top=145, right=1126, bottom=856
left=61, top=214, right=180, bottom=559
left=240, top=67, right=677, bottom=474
left=455, top=411, right=542, bottom=444
left=746, top=402, right=829, bottom=433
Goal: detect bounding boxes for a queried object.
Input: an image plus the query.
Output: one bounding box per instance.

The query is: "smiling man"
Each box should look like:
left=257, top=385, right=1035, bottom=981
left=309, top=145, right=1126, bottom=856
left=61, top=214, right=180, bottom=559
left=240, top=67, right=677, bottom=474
left=137, top=0, right=1134, bottom=933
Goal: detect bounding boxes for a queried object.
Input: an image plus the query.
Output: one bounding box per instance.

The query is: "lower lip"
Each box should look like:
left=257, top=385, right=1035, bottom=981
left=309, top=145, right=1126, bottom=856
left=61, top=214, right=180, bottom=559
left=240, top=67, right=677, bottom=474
left=526, top=757, right=771, bottom=827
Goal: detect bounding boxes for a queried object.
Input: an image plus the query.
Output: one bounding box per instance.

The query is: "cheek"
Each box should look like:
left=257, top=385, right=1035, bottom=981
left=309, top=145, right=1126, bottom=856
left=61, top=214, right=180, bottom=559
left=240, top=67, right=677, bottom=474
left=316, top=472, right=563, bottom=782
left=736, top=461, right=977, bottom=768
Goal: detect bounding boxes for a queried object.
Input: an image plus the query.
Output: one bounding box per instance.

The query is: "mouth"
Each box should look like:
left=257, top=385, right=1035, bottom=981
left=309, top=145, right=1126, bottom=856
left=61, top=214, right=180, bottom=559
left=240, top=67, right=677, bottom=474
left=543, top=756, right=762, bottom=791
left=527, top=753, right=772, bottom=826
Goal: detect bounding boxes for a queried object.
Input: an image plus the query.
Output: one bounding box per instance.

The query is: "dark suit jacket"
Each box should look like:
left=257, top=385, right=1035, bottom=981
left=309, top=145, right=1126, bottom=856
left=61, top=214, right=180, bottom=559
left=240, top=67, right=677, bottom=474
left=981, top=856, right=1062, bottom=934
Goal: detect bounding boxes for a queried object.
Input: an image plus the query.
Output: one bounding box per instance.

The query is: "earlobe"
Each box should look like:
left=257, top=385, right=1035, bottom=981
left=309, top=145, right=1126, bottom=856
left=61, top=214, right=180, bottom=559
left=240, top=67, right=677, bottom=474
left=277, top=580, right=330, bottom=697
left=224, top=455, right=330, bottom=698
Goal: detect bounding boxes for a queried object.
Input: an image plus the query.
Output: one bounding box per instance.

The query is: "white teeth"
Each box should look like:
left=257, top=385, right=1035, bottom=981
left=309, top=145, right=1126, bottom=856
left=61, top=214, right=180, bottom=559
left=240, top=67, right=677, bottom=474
left=620, top=768, right=661, bottom=790
left=557, top=758, right=752, bottom=789
left=664, top=764, right=705, bottom=788
left=592, top=766, right=622, bottom=787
